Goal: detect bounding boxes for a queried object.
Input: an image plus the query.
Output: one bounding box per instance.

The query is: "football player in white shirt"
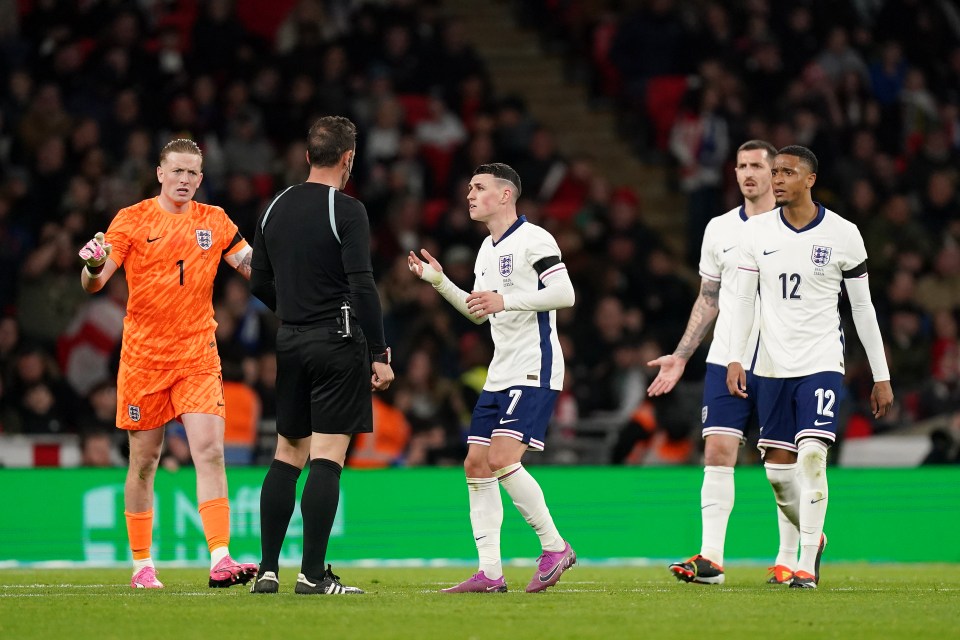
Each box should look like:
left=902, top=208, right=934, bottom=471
left=727, top=145, right=894, bottom=588
left=651, top=140, right=803, bottom=586
left=408, top=163, right=577, bottom=593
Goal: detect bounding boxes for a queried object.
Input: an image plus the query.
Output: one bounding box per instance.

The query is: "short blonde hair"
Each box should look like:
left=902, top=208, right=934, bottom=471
left=159, top=138, right=203, bottom=167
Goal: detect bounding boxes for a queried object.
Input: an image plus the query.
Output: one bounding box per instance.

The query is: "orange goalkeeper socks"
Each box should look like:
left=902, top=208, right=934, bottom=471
left=198, top=497, right=231, bottom=553
left=124, top=510, right=153, bottom=561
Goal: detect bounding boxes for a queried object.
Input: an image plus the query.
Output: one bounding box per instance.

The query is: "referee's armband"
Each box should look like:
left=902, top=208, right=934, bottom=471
left=371, top=347, right=391, bottom=364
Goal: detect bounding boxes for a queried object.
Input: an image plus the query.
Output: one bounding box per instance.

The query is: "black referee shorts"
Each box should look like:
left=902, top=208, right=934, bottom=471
left=275, top=324, right=372, bottom=438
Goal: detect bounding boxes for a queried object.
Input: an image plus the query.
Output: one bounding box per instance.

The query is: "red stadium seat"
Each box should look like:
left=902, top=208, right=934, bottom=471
left=397, top=94, right=432, bottom=128
left=645, top=75, right=688, bottom=151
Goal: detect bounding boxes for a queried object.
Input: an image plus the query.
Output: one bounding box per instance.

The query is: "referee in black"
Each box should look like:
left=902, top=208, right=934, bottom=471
left=248, top=115, right=394, bottom=595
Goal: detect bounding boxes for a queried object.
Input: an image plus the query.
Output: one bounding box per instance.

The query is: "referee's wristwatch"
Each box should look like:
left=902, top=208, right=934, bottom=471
left=371, top=347, right=391, bottom=364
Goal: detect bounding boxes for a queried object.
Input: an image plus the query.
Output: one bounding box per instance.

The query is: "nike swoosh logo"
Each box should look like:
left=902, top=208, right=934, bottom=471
left=499, top=418, right=519, bottom=424
left=475, top=536, right=486, bottom=541
left=147, top=236, right=162, bottom=243
left=810, top=497, right=827, bottom=504
left=485, top=585, right=502, bottom=591
left=813, top=420, right=831, bottom=426
left=701, top=503, right=717, bottom=510
left=762, top=249, right=779, bottom=255
left=722, top=246, right=735, bottom=253
left=538, top=561, right=564, bottom=583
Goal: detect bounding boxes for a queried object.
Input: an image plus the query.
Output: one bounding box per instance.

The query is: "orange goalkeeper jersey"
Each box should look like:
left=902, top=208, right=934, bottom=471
left=106, top=197, right=247, bottom=370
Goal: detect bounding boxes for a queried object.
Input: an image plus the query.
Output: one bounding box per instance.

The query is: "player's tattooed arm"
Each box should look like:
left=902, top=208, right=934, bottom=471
left=673, top=278, right=721, bottom=361
left=226, top=245, right=253, bottom=280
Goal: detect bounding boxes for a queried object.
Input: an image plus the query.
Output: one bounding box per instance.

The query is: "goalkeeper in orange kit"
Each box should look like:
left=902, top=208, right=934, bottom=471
left=78, top=139, right=257, bottom=589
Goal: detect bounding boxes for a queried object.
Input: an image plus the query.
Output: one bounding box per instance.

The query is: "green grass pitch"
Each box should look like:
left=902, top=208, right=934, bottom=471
left=0, top=565, right=956, bottom=639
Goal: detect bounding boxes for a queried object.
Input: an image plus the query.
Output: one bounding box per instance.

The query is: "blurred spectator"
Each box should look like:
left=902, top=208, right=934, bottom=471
left=18, top=82, right=72, bottom=156
left=886, top=303, right=931, bottom=391
left=222, top=367, right=260, bottom=466
left=223, top=111, right=275, bottom=181
left=399, top=347, right=468, bottom=466
left=80, top=429, right=121, bottom=467
left=515, top=126, right=566, bottom=204
left=815, top=27, right=868, bottom=85
left=347, top=390, right=411, bottom=468
left=17, top=222, right=88, bottom=350
left=77, top=380, right=118, bottom=434
left=573, top=295, right=644, bottom=418
left=160, top=421, right=193, bottom=472
left=669, top=87, right=729, bottom=265
left=254, top=351, right=278, bottom=421
left=915, top=243, right=960, bottom=314
left=922, top=428, right=957, bottom=465
left=6, top=342, right=77, bottom=434
left=57, top=271, right=127, bottom=397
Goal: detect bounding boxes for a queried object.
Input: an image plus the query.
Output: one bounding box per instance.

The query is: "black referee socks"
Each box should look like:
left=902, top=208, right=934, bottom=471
left=300, top=458, right=343, bottom=579
left=258, top=459, right=302, bottom=574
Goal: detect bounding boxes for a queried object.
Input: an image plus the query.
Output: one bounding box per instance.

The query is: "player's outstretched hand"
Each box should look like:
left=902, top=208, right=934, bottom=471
left=726, top=361, right=748, bottom=398
left=646, top=354, right=686, bottom=396
left=78, top=232, right=112, bottom=268
left=408, top=249, right=443, bottom=285
left=371, top=362, right=395, bottom=392
left=871, top=380, right=894, bottom=418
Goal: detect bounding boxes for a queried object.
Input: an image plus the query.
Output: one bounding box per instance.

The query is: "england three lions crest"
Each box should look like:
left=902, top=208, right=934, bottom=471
left=499, top=254, right=513, bottom=277
left=196, top=229, right=213, bottom=250
left=811, top=245, right=832, bottom=267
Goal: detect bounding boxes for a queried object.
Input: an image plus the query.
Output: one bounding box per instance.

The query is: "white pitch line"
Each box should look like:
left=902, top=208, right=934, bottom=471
left=1, top=584, right=111, bottom=589
left=0, top=592, right=218, bottom=598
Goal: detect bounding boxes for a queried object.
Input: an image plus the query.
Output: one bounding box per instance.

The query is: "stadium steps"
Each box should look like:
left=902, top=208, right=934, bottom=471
left=440, top=0, right=687, bottom=254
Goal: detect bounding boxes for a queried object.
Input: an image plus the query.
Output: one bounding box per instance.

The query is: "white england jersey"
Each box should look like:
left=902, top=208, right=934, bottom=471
left=738, top=204, right=867, bottom=377
left=474, top=217, right=565, bottom=391
left=699, top=206, right=762, bottom=368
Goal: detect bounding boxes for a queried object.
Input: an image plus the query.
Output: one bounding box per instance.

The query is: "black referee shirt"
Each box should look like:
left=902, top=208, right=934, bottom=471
left=250, top=182, right=386, bottom=352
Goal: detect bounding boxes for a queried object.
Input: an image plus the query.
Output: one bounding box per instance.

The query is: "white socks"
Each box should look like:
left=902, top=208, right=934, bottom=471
left=765, top=462, right=801, bottom=569
left=210, top=545, right=229, bottom=569
left=700, top=465, right=735, bottom=565
left=133, top=557, right=154, bottom=574
left=495, top=463, right=565, bottom=553
left=796, top=439, right=829, bottom=575
left=467, top=477, right=503, bottom=579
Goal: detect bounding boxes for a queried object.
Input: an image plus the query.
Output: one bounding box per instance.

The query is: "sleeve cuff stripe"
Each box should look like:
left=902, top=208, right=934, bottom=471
left=738, top=266, right=759, bottom=273
left=540, top=264, right=567, bottom=280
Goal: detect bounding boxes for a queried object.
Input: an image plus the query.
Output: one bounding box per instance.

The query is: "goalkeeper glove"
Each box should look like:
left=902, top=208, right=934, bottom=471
left=79, top=232, right=112, bottom=275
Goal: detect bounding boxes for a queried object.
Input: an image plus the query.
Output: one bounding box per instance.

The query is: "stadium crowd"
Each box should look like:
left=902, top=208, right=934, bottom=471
left=1, top=0, right=959, bottom=467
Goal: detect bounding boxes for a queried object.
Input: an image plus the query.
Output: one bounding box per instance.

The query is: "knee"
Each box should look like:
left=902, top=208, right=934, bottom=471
left=796, top=439, right=828, bottom=480
left=463, top=455, right=488, bottom=478
left=191, top=441, right=225, bottom=469
left=486, top=451, right=518, bottom=474
left=129, top=448, right=161, bottom=480
left=703, top=436, right=738, bottom=467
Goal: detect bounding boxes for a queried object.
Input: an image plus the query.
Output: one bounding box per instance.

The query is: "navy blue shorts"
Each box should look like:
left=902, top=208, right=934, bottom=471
left=701, top=363, right=757, bottom=440
left=755, top=372, right=844, bottom=452
left=468, top=386, right=558, bottom=451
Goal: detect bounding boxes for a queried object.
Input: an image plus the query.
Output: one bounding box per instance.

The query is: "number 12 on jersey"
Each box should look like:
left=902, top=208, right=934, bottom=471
left=779, top=272, right=801, bottom=299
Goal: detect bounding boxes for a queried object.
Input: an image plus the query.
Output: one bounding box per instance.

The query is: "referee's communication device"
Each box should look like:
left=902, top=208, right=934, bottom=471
left=339, top=300, right=352, bottom=339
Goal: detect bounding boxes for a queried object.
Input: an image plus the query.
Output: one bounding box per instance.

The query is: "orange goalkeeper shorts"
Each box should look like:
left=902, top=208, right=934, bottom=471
left=116, top=359, right=225, bottom=431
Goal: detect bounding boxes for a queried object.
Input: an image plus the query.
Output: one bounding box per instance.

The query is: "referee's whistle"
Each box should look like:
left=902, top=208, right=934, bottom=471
left=340, top=301, right=352, bottom=339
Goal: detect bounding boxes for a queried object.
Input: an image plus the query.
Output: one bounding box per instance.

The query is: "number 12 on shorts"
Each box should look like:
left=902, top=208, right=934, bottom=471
left=814, top=388, right=835, bottom=417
